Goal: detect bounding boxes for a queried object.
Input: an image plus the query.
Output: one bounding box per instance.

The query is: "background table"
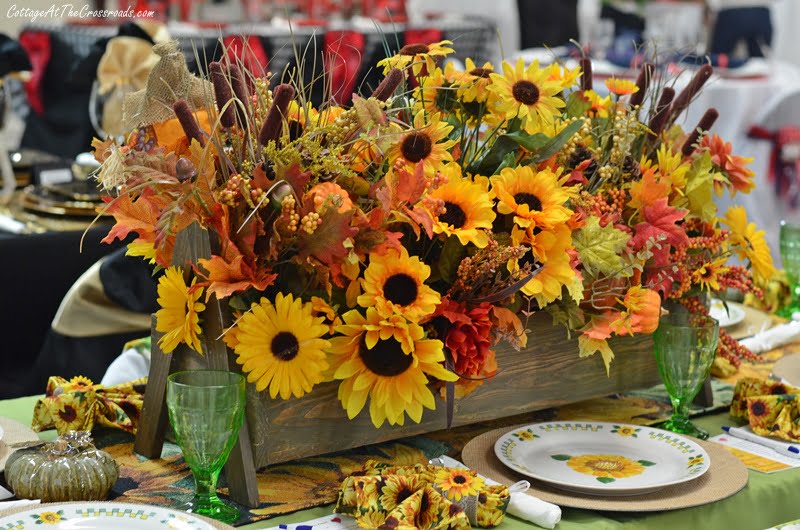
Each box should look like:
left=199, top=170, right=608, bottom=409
left=2, top=395, right=800, bottom=529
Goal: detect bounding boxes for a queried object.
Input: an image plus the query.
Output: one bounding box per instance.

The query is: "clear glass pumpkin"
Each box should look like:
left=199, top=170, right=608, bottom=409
left=5, top=431, right=119, bottom=502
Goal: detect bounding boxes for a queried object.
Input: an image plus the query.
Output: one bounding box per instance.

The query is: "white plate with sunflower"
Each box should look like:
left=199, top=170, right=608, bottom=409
left=0, top=503, right=218, bottom=529
left=494, top=421, right=710, bottom=496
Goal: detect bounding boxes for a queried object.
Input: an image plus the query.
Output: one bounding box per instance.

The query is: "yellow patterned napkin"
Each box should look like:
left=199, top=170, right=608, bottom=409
left=730, top=377, right=800, bottom=441
left=32, top=376, right=146, bottom=435
left=335, top=461, right=510, bottom=529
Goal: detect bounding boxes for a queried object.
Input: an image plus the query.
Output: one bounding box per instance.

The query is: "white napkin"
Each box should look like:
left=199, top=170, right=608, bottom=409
left=0, top=215, right=25, bottom=234
left=739, top=321, right=800, bottom=354
left=437, top=455, right=562, bottom=529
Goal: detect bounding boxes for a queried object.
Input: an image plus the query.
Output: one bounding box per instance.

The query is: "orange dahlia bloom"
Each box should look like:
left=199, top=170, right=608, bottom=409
left=433, top=297, right=495, bottom=382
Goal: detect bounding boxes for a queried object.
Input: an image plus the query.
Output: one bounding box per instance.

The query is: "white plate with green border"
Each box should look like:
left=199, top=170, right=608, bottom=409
left=0, top=503, right=217, bottom=529
left=494, top=421, right=711, bottom=496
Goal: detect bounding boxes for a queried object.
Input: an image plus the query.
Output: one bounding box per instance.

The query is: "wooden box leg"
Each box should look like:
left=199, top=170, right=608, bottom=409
left=134, top=318, right=172, bottom=459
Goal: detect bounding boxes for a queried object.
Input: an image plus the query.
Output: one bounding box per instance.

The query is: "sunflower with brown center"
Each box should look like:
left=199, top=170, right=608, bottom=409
left=357, top=247, right=441, bottom=322
left=416, top=62, right=462, bottom=115
left=155, top=266, right=206, bottom=354
left=377, top=40, right=455, bottom=76
left=488, top=58, right=566, bottom=134
left=426, top=165, right=495, bottom=248
left=457, top=58, right=496, bottom=104
left=490, top=165, right=573, bottom=230
left=386, top=111, right=456, bottom=176
left=434, top=468, right=485, bottom=501
left=232, top=293, right=330, bottom=399
left=328, top=308, right=458, bottom=427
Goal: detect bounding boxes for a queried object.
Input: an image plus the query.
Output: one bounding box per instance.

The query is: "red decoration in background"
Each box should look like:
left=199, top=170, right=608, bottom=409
left=324, top=31, right=365, bottom=104
left=361, top=0, right=406, bottom=22
left=403, top=28, right=443, bottom=47
left=749, top=125, right=800, bottom=207
left=223, top=36, right=269, bottom=77
left=18, top=31, right=51, bottom=116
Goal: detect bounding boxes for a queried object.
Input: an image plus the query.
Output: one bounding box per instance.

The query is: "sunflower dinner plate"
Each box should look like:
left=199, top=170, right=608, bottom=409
left=494, top=422, right=711, bottom=496
left=0, top=503, right=216, bottom=529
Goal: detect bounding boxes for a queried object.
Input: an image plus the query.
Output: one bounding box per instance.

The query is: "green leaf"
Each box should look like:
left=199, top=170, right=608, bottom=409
left=683, top=152, right=717, bottom=221
left=596, top=477, right=616, bottom=484
left=638, top=460, right=657, bottom=467
left=551, top=454, right=572, bottom=461
left=572, top=216, right=631, bottom=277
left=530, top=120, right=584, bottom=163
left=438, top=236, right=468, bottom=284
left=565, top=91, right=592, bottom=119
left=467, top=135, right=519, bottom=176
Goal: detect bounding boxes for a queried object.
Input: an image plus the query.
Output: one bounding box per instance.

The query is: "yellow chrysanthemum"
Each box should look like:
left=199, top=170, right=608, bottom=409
left=434, top=468, right=485, bottom=501
left=329, top=308, right=458, bottom=427
left=126, top=239, right=157, bottom=264
left=487, top=58, right=566, bottom=134
left=232, top=293, right=330, bottom=399
left=515, top=247, right=580, bottom=305
left=566, top=454, right=646, bottom=479
left=386, top=111, right=456, bottom=175
left=604, top=78, right=639, bottom=96
left=722, top=206, right=776, bottom=284
left=693, top=256, right=730, bottom=291
left=547, top=63, right=582, bottom=90
left=490, top=165, right=573, bottom=230
left=377, top=40, right=455, bottom=76
left=457, top=58, right=495, bottom=104
left=287, top=100, right=319, bottom=128
left=511, top=222, right=573, bottom=262
left=357, top=247, right=441, bottom=322
left=155, top=267, right=205, bottom=354
left=426, top=164, right=495, bottom=248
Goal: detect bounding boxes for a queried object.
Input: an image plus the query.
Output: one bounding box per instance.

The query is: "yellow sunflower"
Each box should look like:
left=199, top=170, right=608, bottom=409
left=426, top=165, right=495, bottom=248
left=329, top=309, right=458, bottom=427
left=357, top=247, right=441, bottom=322
left=416, top=62, right=461, bottom=114
left=357, top=510, right=388, bottom=528
left=692, top=256, right=730, bottom=291
left=511, top=222, right=573, bottom=262
left=232, top=293, right=330, bottom=399
left=457, top=58, right=495, bottom=104
left=34, top=511, right=63, bottom=525
left=155, top=267, right=205, bottom=354
left=53, top=394, right=86, bottom=432
left=584, top=90, right=612, bottom=119
left=435, top=468, right=485, bottom=501
left=377, top=40, right=455, bottom=76
left=722, top=206, right=776, bottom=284
left=65, top=375, right=94, bottom=391
left=380, top=474, right=423, bottom=510
left=487, top=58, right=566, bottom=134
left=490, top=165, right=573, bottom=230
left=565, top=454, right=646, bottom=479
left=386, top=110, right=456, bottom=176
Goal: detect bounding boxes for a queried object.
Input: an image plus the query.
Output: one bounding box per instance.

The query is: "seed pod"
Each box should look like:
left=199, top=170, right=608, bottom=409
left=258, top=84, right=295, bottom=147
left=681, top=108, right=719, bottom=157
left=371, top=68, right=404, bottom=101
left=172, top=99, right=205, bottom=146
left=210, top=61, right=235, bottom=128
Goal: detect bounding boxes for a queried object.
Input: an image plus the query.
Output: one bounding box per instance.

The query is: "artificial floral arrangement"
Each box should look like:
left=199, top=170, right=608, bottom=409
left=93, top=40, right=774, bottom=428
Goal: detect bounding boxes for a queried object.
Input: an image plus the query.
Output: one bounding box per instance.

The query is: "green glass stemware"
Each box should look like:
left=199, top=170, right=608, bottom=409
left=778, top=221, right=800, bottom=319
left=653, top=313, right=719, bottom=440
left=167, top=370, right=245, bottom=524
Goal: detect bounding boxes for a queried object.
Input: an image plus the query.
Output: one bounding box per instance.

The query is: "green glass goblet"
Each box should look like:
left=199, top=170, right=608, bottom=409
left=653, top=313, right=719, bottom=440
left=167, top=370, right=245, bottom=524
left=778, top=221, right=800, bottom=320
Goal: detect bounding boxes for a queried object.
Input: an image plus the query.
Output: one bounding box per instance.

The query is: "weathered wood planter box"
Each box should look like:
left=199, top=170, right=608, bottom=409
left=134, top=224, right=660, bottom=507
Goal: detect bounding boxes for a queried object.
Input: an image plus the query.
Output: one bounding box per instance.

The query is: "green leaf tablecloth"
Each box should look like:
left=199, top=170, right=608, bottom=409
left=3, top=395, right=800, bottom=530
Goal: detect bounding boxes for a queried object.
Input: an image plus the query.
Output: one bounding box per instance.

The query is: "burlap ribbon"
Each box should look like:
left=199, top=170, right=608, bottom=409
left=335, top=460, right=510, bottom=529
left=730, top=377, right=800, bottom=441
left=32, top=376, right=146, bottom=436
left=97, top=37, right=158, bottom=95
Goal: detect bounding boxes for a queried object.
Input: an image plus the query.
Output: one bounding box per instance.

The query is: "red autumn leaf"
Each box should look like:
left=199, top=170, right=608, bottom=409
left=280, top=162, right=312, bottom=198
left=297, top=208, right=358, bottom=267
left=196, top=253, right=277, bottom=300
left=632, top=198, right=689, bottom=264
left=251, top=162, right=274, bottom=191
left=375, top=163, right=428, bottom=210
left=101, top=188, right=164, bottom=244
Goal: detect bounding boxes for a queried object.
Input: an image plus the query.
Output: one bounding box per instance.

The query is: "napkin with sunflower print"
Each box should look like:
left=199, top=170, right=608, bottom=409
left=32, top=375, right=146, bottom=435
left=335, top=460, right=510, bottom=530
left=730, top=377, right=800, bottom=441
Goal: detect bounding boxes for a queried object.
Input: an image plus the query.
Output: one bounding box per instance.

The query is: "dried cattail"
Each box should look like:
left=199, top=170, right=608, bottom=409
left=580, top=57, right=593, bottom=92
left=258, top=83, right=295, bottom=147
left=681, top=108, right=719, bottom=156
left=227, top=63, right=251, bottom=127
left=629, top=63, right=654, bottom=108
left=172, top=99, right=205, bottom=146
left=209, top=61, right=235, bottom=128
left=670, top=64, right=713, bottom=121
left=371, top=68, right=404, bottom=101
left=648, top=87, right=676, bottom=138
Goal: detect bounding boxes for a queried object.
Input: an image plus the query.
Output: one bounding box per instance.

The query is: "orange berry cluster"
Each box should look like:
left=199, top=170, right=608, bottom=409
left=578, top=189, right=627, bottom=220
left=718, top=266, right=763, bottom=298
